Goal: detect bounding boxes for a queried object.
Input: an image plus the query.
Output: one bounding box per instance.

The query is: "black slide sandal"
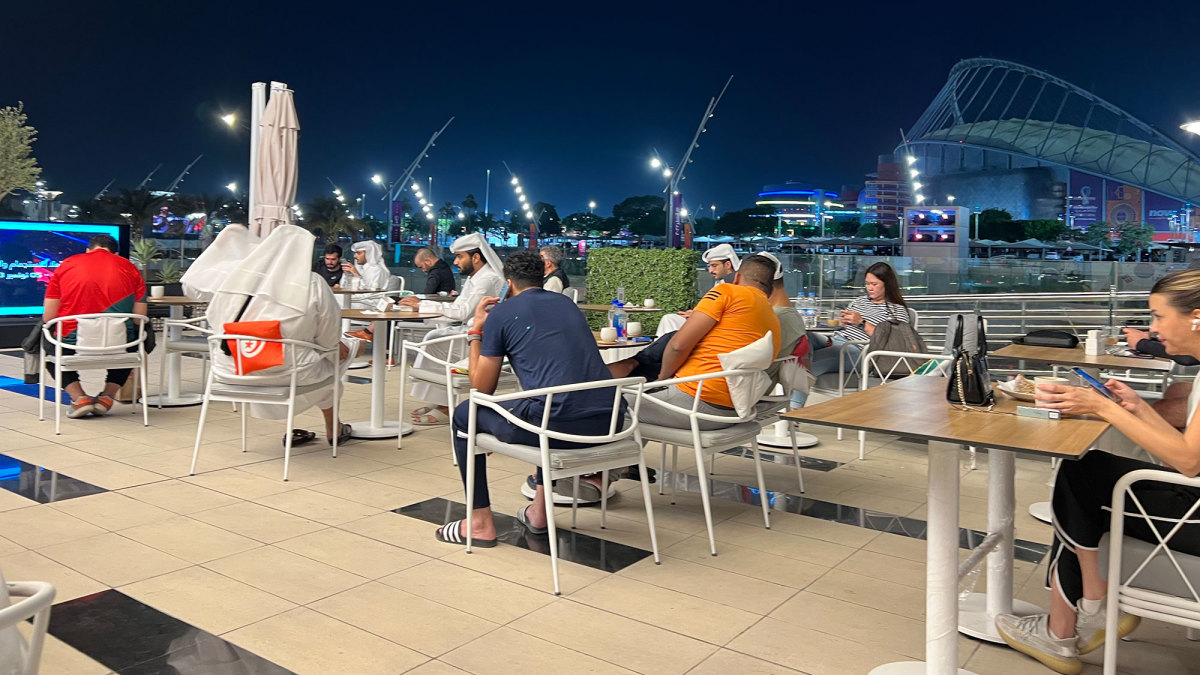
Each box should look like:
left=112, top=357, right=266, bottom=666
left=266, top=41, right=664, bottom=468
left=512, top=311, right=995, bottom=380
left=284, top=429, right=316, bottom=447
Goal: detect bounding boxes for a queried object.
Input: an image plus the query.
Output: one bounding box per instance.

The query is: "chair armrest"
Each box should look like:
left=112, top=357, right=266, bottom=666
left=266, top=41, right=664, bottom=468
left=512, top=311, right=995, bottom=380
left=468, top=377, right=646, bottom=443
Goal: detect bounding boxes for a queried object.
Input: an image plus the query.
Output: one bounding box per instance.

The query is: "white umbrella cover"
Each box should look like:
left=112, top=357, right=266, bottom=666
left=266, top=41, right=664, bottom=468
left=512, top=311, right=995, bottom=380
left=250, top=87, right=299, bottom=237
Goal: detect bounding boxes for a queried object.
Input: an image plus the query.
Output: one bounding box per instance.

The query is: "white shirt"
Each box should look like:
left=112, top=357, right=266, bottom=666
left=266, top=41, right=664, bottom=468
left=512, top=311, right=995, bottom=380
left=418, top=264, right=503, bottom=329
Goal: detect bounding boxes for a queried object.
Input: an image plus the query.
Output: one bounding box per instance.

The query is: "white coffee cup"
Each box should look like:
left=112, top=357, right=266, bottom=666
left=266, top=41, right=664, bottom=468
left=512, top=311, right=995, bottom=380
left=1033, top=376, right=1069, bottom=407
left=643, top=298, right=655, bottom=308
left=150, top=285, right=165, bottom=298
left=627, top=321, right=643, bottom=338
left=599, top=327, right=618, bottom=342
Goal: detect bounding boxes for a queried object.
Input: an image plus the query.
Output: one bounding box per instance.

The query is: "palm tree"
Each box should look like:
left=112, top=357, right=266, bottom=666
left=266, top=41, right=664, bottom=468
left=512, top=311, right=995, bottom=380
left=304, top=195, right=356, bottom=243
left=115, top=188, right=167, bottom=239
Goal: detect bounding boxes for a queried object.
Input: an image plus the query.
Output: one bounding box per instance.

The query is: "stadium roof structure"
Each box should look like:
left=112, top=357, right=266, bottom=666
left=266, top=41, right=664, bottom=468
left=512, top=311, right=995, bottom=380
left=901, top=58, right=1200, bottom=204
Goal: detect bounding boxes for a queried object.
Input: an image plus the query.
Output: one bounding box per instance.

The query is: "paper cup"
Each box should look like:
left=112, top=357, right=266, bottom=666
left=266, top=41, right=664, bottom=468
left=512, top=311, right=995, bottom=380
left=643, top=298, right=655, bottom=308
left=150, top=285, right=165, bottom=298
left=599, top=327, right=618, bottom=342
left=1033, top=376, right=1068, bottom=407
left=627, top=321, right=643, bottom=337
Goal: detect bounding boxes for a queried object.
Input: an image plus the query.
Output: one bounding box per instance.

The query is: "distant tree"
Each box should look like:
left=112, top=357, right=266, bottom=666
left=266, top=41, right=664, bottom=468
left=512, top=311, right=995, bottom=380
left=531, top=201, right=561, bottom=236
left=692, top=216, right=717, bottom=237
left=715, top=207, right=774, bottom=237
left=612, top=195, right=666, bottom=236
left=115, top=188, right=168, bottom=239
left=1023, top=219, right=1068, bottom=242
left=304, top=195, right=357, bottom=243
left=0, top=102, right=40, bottom=197
left=856, top=223, right=879, bottom=238
left=561, top=212, right=603, bottom=234
left=438, top=201, right=457, bottom=221
left=460, top=194, right=478, bottom=217
left=1114, top=221, right=1154, bottom=260
left=1082, top=221, right=1113, bottom=248
left=976, top=208, right=1021, bottom=241
left=836, top=219, right=861, bottom=237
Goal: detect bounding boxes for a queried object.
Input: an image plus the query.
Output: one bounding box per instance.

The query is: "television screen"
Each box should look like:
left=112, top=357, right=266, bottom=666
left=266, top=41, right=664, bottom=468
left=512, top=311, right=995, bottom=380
left=0, top=220, right=129, bottom=317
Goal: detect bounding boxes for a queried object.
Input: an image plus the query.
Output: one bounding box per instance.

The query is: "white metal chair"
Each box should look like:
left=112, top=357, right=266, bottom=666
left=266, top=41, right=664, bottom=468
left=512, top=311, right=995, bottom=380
left=856, top=350, right=953, bottom=459
left=462, top=376, right=659, bottom=595
left=0, top=574, right=55, bottom=675
left=640, top=368, right=770, bottom=556
left=39, top=312, right=150, bottom=435
left=158, top=315, right=213, bottom=409
left=397, top=333, right=518, bottom=460
left=1100, top=469, right=1200, bottom=674
left=190, top=333, right=341, bottom=481
left=565, top=287, right=580, bottom=303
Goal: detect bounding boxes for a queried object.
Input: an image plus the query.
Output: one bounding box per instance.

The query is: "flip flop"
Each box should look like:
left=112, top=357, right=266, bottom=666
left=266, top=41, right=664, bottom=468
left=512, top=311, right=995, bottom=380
left=515, top=505, right=548, bottom=534
left=434, top=519, right=497, bottom=547
left=411, top=407, right=451, bottom=426
left=283, top=429, right=316, bottom=447
left=328, top=423, right=352, bottom=446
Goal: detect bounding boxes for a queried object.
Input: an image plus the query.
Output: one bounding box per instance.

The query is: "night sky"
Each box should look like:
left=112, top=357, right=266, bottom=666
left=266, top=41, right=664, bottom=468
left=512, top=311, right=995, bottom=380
left=6, top=0, right=1200, bottom=221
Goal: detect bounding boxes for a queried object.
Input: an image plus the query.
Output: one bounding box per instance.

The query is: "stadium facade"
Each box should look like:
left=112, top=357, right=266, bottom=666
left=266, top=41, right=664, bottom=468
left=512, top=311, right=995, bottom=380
left=898, top=58, right=1200, bottom=241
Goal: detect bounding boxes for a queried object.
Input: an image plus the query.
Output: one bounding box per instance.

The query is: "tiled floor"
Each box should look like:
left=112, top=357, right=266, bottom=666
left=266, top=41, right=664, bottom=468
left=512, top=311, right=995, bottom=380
left=1, top=351, right=1198, bottom=674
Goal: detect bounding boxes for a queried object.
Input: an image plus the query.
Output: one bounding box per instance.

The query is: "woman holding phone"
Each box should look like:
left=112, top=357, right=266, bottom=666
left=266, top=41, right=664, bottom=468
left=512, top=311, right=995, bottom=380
left=805, top=261, right=910, bottom=379
left=997, top=269, right=1200, bottom=673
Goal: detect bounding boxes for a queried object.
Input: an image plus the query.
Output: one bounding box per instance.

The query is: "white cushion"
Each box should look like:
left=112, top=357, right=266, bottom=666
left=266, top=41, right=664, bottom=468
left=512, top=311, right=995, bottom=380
left=717, top=331, right=775, bottom=418
left=73, top=316, right=129, bottom=354
left=1098, top=533, right=1200, bottom=600
left=471, top=434, right=642, bottom=470
left=637, top=421, right=763, bottom=449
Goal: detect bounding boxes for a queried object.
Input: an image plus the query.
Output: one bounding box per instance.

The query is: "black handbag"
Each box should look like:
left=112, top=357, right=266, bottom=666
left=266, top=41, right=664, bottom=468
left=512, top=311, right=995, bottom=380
left=946, top=315, right=994, bottom=408
left=1012, top=329, right=1078, bottom=349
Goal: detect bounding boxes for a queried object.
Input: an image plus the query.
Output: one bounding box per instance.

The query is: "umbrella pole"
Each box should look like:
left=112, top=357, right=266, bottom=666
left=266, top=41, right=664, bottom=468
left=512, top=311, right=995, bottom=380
left=249, top=82, right=267, bottom=229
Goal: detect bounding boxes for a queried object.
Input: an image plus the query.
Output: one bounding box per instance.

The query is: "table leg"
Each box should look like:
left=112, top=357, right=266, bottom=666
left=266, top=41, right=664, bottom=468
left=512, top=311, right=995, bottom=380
left=871, top=440, right=975, bottom=675
left=348, top=319, right=412, bottom=438
left=142, top=305, right=202, bottom=407
left=958, top=448, right=1041, bottom=642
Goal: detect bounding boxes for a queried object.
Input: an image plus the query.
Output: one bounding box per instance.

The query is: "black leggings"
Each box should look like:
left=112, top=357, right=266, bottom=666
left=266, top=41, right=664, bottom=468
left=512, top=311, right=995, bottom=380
left=1048, top=451, right=1200, bottom=605
left=451, top=401, right=616, bottom=510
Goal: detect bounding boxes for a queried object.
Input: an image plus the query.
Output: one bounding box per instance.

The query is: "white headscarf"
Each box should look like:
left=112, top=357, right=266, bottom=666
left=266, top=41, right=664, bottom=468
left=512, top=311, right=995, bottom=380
left=351, top=240, right=389, bottom=278
left=450, top=233, right=502, bottom=275
left=757, top=252, right=785, bottom=280
left=702, top=243, right=741, bottom=270
left=181, top=224, right=315, bottom=313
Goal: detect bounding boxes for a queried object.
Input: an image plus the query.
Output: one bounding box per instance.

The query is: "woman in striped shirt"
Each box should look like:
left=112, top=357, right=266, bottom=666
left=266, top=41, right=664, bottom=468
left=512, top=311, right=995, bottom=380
left=808, top=262, right=909, bottom=377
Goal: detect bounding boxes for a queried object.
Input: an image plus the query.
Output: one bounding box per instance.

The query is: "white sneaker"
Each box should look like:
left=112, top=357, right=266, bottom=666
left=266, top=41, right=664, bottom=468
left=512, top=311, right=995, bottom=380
left=1075, top=602, right=1141, bottom=655
left=995, top=613, right=1082, bottom=675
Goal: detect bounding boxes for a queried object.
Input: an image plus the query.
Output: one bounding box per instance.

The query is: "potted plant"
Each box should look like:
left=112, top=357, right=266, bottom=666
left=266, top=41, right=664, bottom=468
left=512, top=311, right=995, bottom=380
left=130, top=239, right=162, bottom=282
left=157, top=260, right=184, bottom=297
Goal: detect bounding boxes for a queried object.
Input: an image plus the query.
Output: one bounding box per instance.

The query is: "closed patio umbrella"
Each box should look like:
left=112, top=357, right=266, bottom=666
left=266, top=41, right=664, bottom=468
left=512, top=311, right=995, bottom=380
left=250, top=85, right=299, bottom=238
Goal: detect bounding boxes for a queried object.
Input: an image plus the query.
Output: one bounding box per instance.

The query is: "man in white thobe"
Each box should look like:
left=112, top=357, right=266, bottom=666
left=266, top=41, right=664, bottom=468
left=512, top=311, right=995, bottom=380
left=657, top=243, right=744, bottom=336
left=395, top=233, right=504, bottom=425
left=181, top=224, right=358, bottom=444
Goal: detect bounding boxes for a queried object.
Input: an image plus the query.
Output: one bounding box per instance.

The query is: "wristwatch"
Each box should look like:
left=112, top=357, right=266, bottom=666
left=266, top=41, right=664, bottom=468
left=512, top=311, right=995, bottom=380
left=466, top=333, right=482, bottom=343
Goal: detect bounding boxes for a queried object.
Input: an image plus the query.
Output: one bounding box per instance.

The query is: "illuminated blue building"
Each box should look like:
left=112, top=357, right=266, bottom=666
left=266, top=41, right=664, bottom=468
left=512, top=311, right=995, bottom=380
left=755, top=183, right=858, bottom=236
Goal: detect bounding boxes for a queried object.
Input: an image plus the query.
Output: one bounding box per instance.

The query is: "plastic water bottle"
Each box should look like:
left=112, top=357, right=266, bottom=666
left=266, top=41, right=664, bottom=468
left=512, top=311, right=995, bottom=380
left=616, top=286, right=626, bottom=305
left=805, top=292, right=819, bottom=328
left=608, top=300, right=628, bottom=339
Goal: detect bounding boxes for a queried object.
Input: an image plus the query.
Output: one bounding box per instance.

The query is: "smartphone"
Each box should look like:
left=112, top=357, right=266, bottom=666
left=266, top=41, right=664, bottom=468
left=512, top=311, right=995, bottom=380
left=497, top=281, right=511, bottom=303
left=1070, top=367, right=1116, bottom=400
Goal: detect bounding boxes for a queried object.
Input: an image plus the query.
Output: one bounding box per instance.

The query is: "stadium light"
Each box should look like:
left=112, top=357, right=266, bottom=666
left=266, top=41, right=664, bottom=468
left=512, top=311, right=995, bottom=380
left=1182, top=121, right=1200, bottom=135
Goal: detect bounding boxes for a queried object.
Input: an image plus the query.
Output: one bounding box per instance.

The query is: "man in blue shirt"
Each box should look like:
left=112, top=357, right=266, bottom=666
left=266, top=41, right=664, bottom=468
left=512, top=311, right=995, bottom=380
left=435, top=251, right=625, bottom=547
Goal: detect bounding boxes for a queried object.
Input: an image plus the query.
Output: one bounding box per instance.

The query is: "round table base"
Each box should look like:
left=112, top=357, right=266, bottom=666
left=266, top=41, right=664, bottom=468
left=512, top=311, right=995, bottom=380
left=957, top=593, right=1043, bottom=643
left=141, top=393, right=204, bottom=408
left=1029, top=501, right=1053, bottom=523
left=755, top=429, right=819, bottom=449
left=869, top=663, right=975, bottom=674
left=349, top=420, right=414, bottom=438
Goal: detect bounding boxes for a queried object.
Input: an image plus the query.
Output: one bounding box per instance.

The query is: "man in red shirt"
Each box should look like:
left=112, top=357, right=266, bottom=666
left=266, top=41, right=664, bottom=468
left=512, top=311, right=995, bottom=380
left=42, top=234, right=149, bottom=418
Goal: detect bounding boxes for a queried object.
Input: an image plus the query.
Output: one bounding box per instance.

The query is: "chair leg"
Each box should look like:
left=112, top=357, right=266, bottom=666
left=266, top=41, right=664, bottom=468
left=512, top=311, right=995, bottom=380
left=157, top=345, right=166, bottom=409
left=788, top=423, right=805, bottom=493
left=858, top=429, right=866, bottom=460
left=54, top=367, right=62, bottom=435
left=241, top=407, right=248, bottom=453
left=599, top=469, right=609, bottom=529
left=331, top=372, right=339, bottom=459
left=636, top=454, right=661, bottom=564
left=190, top=394, right=212, bottom=476
left=693, top=445, right=718, bottom=556
left=282, top=398, right=297, bottom=481
left=709, top=454, right=715, bottom=476
left=571, top=477, right=580, bottom=529
left=968, top=446, right=977, bottom=471
left=140, top=360, right=150, bottom=427
left=543, top=462, right=562, bottom=595
left=658, top=443, right=666, bottom=495
left=670, top=445, right=679, bottom=505
left=1188, top=627, right=1198, bottom=641
left=37, top=362, right=44, bottom=422
left=751, top=439, right=771, bottom=530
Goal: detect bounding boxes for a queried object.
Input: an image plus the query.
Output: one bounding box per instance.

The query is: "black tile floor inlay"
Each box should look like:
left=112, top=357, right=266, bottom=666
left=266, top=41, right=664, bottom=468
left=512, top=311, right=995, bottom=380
left=0, top=453, right=107, bottom=503
left=660, top=471, right=1051, bottom=564
left=48, top=589, right=293, bottom=674
left=719, top=446, right=843, bottom=472
left=394, top=497, right=654, bottom=573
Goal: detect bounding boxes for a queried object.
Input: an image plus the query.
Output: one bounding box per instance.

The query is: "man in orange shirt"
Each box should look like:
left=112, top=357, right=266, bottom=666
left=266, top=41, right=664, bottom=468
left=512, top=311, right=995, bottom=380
left=609, top=254, right=780, bottom=429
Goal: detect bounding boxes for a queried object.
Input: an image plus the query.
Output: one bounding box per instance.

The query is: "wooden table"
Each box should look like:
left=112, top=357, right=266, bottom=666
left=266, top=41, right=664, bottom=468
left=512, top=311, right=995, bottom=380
left=784, top=377, right=1108, bottom=673
left=334, top=288, right=389, bottom=332
left=340, top=309, right=441, bottom=439
left=993, top=342, right=1171, bottom=527
left=991, top=343, right=1174, bottom=372
left=145, top=296, right=208, bottom=407
left=576, top=303, right=661, bottom=313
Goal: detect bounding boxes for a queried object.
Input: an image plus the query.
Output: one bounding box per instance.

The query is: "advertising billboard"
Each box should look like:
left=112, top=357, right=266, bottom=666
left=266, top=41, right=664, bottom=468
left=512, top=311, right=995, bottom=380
left=1067, top=170, right=1102, bottom=228
left=668, top=194, right=684, bottom=248
left=1106, top=183, right=1143, bottom=226
left=1145, top=192, right=1185, bottom=240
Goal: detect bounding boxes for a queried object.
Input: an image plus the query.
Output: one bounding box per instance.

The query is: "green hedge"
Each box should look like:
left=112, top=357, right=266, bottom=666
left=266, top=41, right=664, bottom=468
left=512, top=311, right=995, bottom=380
left=585, top=248, right=700, bottom=333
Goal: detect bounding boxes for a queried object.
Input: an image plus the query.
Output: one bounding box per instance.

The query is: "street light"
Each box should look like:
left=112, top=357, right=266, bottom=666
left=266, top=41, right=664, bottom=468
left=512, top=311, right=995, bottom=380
left=649, top=157, right=662, bottom=169
left=226, top=182, right=237, bottom=194
left=947, top=195, right=956, bottom=204
left=1182, top=121, right=1200, bottom=135
left=588, top=200, right=596, bottom=214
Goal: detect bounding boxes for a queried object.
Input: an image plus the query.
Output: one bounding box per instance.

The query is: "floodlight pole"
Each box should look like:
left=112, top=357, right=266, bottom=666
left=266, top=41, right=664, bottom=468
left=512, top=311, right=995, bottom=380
left=379, top=117, right=455, bottom=248
left=663, top=75, right=732, bottom=246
